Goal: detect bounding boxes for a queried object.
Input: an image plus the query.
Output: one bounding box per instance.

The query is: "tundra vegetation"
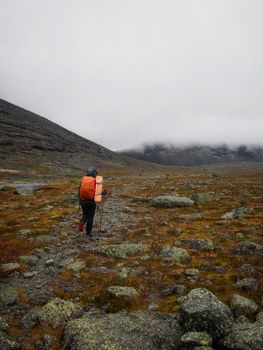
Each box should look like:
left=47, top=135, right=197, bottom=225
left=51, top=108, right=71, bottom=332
left=0, top=164, right=262, bottom=349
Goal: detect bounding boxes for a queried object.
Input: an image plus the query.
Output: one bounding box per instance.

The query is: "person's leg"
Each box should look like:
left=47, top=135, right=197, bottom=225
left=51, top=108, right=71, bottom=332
left=79, top=203, right=88, bottom=231
left=86, top=202, right=96, bottom=235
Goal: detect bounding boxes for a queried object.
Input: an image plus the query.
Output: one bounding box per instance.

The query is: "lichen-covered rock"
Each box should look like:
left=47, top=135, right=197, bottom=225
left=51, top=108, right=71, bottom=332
left=179, top=288, right=234, bottom=341
left=0, top=331, right=19, bottom=350
left=0, top=263, right=20, bottom=273
left=230, top=294, right=258, bottom=318
left=183, top=239, right=214, bottom=251
left=221, top=207, right=254, bottom=220
left=64, top=311, right=182, bottom=350
left=91, top=243, right=149, bottom=258
left=66, top=260, right=86, bottom=278
left=38, top=297, right=83, bottom=328
left=160, top=246, right=191, bottom=263
left=234, top=278, right=259, bottom=291
left=185, top=269, right=200, bottom=280
left=181, top=331, right=213, bottom=346
left=233, top=241, right=263, bottom=256
left=152, top=195, right=194, bottom=208
left=179, top=213, right=203, bottom=221
left=0, top=287, right=18, bottom=306
left=106, top=286, right=139, bottom=298
left=0, top=317, right=8, bottom=331
left=191, top=193, right=214, bottom=202
left=18, top=229, right=32, bottom=238
left=223, top=318, right=263, bottom=350
left=19, top=255, right=39, bottom=266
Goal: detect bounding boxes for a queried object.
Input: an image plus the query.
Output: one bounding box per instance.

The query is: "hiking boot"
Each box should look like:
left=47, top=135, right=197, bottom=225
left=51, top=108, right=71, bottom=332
left=79, top=221, right=84, bottom=232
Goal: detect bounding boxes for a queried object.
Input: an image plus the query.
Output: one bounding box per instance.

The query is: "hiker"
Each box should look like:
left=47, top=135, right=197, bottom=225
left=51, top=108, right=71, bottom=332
left=78, top=167, right=106, bottom=236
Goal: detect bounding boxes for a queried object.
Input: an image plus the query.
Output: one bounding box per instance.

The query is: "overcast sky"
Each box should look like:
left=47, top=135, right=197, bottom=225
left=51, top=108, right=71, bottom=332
left=0, top=0, right=263, bottom=150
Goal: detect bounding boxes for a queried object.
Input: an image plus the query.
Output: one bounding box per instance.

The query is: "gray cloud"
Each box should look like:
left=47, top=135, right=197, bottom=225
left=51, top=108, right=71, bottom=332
left=0, top=0, right=263, bottom=150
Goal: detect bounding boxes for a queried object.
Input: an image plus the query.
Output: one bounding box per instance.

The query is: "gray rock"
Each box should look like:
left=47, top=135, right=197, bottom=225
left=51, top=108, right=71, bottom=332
left=237, top=264, right=262, bottom=277
left=38, top=297, right=83, bottom=328
left=152, top=195, right=194, bottom=208
left=184, top=239, right=214, bottom=251
left=179, top=213, right=203, bottom=221
left=233, top=241, right=263, bottom=256
left=66, top=260, right=86, bottom=278
left=91, top=243, right=149, bottom=258
left=230, top=294, right=258, bottom=318
left=23, top=272, right=35, bottom=279
left=179, top=288, right=234, bottom=341
left=185, top=269, right=200, bottom=280
left=20, top=309, right=39, bottom=328
left=132, top=196, right=151, bottom=203
left=64, top=311, right=182, bottom=350
left=181, top=331, right=213, bottom=346
left=0, top=263, right=20, bottom=273
left=160, top=246, right=191, bottom=263
left=222, top=207, right=254, bottom=220
left=0, top=287, right=18, bottom=306
left=0, top=317, right=8, bottom=331
left=234, top=278, right=259, bottom=291
left=223, top=318, right=263, bottom=350
left=106, top=286, right=139, bottom=298
left=191, top=193, right=214, bottom=202
left=45, top=259, right=54, bottom=266
left=162, top=284, right=187, bottom=297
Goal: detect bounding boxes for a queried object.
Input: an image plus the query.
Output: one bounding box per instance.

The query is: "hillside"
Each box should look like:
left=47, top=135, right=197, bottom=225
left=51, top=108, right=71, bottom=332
left=0, top=98, right=156, bottom=177
left=121, top=143, right=263, bottom=166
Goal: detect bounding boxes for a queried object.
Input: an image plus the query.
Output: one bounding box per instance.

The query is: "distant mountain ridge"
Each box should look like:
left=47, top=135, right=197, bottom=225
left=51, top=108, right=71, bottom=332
left=0, top=98, right=151, bottom=175
left=120, top=143, right=263, bottom=166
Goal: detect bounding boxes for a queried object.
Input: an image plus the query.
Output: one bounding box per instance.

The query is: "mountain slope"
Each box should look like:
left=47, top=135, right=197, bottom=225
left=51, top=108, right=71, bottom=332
left=0, top=99, right=152, bottom=175
left=120, top=143, right=263, bottom=166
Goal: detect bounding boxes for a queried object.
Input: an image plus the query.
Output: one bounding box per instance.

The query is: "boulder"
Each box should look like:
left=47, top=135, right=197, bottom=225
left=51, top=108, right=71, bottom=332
left=233, top=241, right=263, bottom=256
left=181, top=331, right=212, bottom=347
left=223, top=319, right=263, bottom=350
left=0, top=287, right=18, bottom=306
left=106, top=286, right=139, bottom=298
left=179, top=288, right=234, bottom=341
left=152, top=195, right=194, bottom=208
left=221, top=207, right=254, bottom=220
left=230, top=294, right=258, bottom=318
left=183, top=239, right=214, bottom=251
left=38, top=297, right=83, bottom=328
left=64, top=311, right=182, bottom=350
left=234, top=278, right=259, bottom=291
left=160, top=246, right=191, bottom=263
left=91, top=243, right=149, bottom=258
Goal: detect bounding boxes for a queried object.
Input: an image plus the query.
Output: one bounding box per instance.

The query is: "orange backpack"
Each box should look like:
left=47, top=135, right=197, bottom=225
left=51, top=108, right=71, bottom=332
left=79, top=176, right=96, bottom=200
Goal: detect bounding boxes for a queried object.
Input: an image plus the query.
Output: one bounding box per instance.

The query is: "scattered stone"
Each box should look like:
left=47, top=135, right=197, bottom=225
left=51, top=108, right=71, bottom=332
left=179, top=288, right=234, bottom=341
left=64, top=311, right=182, bottom=350
left=179, top=213, right=203, bottom=221
left=235, top=232, right=244, bottom=239
left=40, top=205, right=53, bottom=211
left=66, top=260, right=86, bottom=277
left=45, top=259, right=54, bottom=266
left=152, top=195, right=194, bottom=208
left=106, top=286, right=139, bottom=298
left=0, top=263, right=20, bottom=273
left=230, top=294, right=258, bottom=318
left=19, top=255, right=39, bottom=266
left=160, top=246, right=191, bottom=263
left=23, top=272, right=35, bottom=279
left=181, top=331, right=213, bottom=347
left=91, top=243, right=150, bottom=258
left=185, top=269, right=200, bottom=280
left=234, top=278, right=259, bottom=291
left=222, top=207, right=254, bottom=220
left=0, top=287, right=18, bottom=306
left=18, top=229, right=32, bottom=238
left=162, top=284, right=187, bottom=297
left=0, top=331, right=19, bottom=350
left=38, top=298, right=83, bottom=328
left=233, top=241, right=263, bottom=256
left=183, top=238, right=214, bottom=251
left=191, top=193, right=214, bottom=202
left=223, top=318, right=263, bottom=350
